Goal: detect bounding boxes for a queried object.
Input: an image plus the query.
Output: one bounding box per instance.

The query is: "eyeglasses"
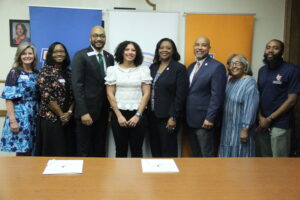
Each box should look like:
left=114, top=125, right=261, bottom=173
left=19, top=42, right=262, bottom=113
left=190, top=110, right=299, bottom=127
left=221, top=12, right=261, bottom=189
left=229, top=61, right=242, bottom=66
left=91, top=34, right=106, bottom=39
left=53, top=50, right=66, bottom=54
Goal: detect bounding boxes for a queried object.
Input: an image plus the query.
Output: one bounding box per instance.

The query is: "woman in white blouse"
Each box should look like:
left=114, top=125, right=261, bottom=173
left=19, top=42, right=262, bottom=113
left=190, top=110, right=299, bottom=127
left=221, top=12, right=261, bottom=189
left=105, top=41, right=152, bottom=157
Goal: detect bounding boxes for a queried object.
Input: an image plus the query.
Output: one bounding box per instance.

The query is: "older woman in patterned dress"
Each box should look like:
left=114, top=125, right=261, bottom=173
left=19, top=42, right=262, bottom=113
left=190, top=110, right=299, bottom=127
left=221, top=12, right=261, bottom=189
left=219, top=54, right=259, bottom=157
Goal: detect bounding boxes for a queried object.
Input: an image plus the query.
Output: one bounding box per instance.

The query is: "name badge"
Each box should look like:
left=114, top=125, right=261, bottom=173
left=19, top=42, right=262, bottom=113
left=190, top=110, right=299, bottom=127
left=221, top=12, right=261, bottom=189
left=273, top=80, right=282, bottom=85
left=20, top=75, right=29, bottom=79
left=273, top=74, right=283, bottom=85
left=87, top=52, right=96, bottom=56
left=58, top=79, right=66, bottom=83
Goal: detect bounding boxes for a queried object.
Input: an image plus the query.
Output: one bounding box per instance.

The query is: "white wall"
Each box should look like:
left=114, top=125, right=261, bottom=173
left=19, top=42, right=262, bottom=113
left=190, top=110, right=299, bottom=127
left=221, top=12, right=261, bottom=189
left=0, top=0, right=285, bottom=79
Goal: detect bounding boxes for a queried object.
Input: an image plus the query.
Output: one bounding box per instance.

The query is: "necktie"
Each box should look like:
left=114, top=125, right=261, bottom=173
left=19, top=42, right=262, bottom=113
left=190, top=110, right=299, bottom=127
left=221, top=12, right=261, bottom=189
left=194, top=61, right=201, bottom=73
left=98, top=54, right=105, bottom=78
left=190, top=61, right=201, bottom=85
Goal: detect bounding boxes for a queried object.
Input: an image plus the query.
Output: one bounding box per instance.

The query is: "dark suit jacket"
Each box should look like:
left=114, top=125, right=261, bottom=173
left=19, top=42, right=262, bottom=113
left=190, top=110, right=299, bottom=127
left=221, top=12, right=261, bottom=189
left=72, top=46, right=114, bottom=120
left=186, top=56, right=227, bottom=128
left=149, top=59, right=189, bottom=119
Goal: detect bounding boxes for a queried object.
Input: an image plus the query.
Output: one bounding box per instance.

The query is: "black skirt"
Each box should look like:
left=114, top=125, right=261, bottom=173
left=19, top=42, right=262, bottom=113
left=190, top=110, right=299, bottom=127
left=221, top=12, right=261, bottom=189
left=33, top=116, right=76, bottom=156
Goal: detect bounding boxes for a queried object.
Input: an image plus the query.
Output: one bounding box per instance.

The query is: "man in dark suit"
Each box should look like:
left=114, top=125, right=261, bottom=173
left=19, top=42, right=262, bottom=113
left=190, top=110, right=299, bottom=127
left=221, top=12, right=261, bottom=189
left=72, top=26, right=114, bottom=157
left=186, top=36, right=227, bottom=157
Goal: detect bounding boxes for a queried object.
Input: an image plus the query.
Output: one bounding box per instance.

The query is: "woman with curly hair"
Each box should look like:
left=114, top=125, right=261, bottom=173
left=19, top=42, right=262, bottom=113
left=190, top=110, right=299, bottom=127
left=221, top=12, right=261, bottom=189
left=106, top=41, right=152, bottom=157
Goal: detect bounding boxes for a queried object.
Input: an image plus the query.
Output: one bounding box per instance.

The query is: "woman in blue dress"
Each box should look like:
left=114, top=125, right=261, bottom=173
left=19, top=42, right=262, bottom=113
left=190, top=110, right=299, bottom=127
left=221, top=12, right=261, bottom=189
left=0, top=42, right=38, bottom=156
left=219, top=54, right=259, bottom=157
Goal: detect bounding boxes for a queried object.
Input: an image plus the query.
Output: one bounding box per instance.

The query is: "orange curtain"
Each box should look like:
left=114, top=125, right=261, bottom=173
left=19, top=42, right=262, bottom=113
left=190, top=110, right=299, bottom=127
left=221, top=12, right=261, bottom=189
left=182, top=14, right=255, bottom=157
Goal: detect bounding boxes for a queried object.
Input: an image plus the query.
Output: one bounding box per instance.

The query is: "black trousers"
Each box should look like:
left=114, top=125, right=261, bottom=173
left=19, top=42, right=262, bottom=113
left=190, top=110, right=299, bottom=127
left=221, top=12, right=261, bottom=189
left=34, top=116, right=75, bottom=157
left=111, top=110, right=146, bottom=157
left=148, top=112, right=179, bottom=157
left=76, top=108, right=108, bottom=157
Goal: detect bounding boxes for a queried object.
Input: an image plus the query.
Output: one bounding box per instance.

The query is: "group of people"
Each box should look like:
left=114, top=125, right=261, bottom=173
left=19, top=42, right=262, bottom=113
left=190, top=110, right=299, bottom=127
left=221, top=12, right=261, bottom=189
left=1, top=25, right=299, bottom=158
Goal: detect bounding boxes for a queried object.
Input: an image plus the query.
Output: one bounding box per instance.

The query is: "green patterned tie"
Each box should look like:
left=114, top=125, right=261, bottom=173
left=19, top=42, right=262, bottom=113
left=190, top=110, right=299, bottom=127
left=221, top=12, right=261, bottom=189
left=98, top=54, right=105, bottom=78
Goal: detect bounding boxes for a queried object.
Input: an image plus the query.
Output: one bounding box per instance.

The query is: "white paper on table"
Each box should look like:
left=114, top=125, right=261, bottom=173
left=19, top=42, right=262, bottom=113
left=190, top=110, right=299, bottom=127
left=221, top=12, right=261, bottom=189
left=43, top=160, right=84, bottom=175
left=141, top=159, right=179, bottom=173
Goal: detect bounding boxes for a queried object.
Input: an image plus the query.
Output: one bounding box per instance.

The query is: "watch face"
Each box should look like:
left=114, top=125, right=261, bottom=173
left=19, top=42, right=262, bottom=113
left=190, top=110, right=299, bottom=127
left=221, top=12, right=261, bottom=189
left=136, top=112, right=142, bottom=117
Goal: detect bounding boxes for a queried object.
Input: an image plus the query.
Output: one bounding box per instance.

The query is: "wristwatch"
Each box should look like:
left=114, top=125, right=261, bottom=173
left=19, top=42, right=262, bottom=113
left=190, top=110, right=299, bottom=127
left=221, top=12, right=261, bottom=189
left=135, top=111, right=142, bottom=117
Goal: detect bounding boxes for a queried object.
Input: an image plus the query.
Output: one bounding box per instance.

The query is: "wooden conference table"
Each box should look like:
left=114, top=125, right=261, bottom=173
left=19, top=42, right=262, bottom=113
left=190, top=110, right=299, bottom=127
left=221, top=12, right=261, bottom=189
left=0, top=157, right=299, bottom=200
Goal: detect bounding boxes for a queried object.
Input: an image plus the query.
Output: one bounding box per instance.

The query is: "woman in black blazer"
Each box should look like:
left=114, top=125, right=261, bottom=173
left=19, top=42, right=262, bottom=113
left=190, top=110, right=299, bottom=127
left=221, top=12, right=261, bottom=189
left=148, top=38, right=189, bottom=157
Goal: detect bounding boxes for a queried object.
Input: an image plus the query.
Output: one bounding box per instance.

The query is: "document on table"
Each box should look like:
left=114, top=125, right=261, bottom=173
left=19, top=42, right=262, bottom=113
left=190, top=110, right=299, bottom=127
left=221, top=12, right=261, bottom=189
left=141, top=159, right=179, bottom=173
left=43, top=160, right=84, bottom=175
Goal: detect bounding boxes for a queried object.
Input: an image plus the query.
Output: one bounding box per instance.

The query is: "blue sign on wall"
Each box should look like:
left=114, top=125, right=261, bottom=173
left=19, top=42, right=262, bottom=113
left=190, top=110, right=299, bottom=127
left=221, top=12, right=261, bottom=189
left=29, top=6, right=102, bottom=68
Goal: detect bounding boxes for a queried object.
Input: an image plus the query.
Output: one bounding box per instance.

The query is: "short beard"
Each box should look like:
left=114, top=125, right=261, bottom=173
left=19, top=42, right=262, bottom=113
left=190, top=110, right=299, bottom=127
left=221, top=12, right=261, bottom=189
left=263, top=53, right=283, bottom=69
left=196, top=53, right=209, bottom=61
left=91, top=43, right=104, bottom=51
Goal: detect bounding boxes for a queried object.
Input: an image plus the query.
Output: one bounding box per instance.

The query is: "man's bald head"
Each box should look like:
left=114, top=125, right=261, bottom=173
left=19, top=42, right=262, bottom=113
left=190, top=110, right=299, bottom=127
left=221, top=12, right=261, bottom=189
left=90, top=26, right=106, bottom=51
left=194, top=35, right=211, bottom=60
left=90, top=26, right=105, bottom=36
left=195, top=36, right=211, bottom=48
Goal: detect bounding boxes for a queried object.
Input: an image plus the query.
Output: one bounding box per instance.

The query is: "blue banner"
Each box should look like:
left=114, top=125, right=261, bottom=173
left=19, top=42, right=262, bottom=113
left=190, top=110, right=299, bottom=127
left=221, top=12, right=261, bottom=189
left=29, top=6, right=102, bottom=68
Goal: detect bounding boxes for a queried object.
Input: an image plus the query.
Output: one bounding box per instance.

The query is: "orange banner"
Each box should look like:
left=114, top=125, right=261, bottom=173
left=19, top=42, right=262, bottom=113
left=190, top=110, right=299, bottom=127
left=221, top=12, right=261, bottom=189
left=185, top=14, right=255, bottom=67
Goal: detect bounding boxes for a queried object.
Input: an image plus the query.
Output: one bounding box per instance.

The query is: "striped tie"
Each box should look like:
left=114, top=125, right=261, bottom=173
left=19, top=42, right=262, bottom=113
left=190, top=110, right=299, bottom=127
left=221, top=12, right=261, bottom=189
left=190, top=61, right=201, bottom=85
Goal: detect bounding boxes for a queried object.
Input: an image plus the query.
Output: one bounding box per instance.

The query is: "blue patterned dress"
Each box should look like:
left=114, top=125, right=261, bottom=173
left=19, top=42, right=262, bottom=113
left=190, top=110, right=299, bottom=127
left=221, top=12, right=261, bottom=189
left=219, top=76, right=259, bottom=157
left=0, top=68, right=38, bottom=152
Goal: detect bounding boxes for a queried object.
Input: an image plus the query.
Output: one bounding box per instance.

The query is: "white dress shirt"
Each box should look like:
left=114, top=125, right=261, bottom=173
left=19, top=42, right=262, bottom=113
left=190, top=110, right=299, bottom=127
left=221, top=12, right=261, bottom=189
left=189, top=57, right=207, bottom=85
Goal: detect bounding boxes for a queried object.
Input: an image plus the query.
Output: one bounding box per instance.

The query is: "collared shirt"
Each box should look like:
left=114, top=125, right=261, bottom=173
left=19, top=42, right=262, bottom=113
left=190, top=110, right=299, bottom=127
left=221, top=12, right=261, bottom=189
left=258, top=61, right=300, bottom=129
left=189, top=57, right=207, bottom=85
left=91, top=45, right=107, bottom=74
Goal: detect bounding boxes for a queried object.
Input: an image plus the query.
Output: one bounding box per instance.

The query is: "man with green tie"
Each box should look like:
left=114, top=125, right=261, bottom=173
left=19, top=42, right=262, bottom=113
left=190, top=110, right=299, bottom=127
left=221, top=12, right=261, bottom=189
left=72, top=26, right=114, bottom=157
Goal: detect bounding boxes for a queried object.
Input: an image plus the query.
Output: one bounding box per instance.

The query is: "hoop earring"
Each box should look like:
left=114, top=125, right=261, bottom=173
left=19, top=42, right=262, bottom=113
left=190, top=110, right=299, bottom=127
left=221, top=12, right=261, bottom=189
left=244, top=66, right=249, bottom=74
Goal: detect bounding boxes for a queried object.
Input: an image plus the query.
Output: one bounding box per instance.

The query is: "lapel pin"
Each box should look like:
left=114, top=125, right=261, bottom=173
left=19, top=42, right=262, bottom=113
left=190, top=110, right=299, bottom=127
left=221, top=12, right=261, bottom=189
left=205, top=63, right=208, bottom=66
